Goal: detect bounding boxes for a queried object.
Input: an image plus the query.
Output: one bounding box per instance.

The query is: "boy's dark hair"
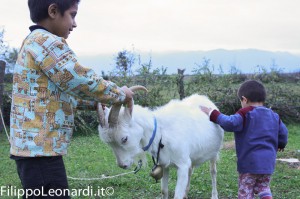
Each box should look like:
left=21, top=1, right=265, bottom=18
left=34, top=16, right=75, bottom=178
left=237, top=80, right=266, bottom=102
left=28, top=0, right=80, bottom=23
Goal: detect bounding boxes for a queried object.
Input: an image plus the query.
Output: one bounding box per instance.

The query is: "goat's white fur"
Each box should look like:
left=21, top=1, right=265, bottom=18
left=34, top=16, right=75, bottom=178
left=99, top=94, right=224, bottom=199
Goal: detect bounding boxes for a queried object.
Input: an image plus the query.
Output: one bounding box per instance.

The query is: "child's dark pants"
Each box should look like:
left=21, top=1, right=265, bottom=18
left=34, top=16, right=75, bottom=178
left=15, top=156, right=69, bottom=199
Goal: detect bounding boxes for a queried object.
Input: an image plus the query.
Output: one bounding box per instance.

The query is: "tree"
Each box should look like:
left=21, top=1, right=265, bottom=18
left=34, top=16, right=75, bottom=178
left=5, top=48, right=18, bottom=73
left=0, top=28, right=9, bottom=60
left=0, top=28, right=17, bottom=73
left=0, top=28, right=8, bottom=132
left=0, top=61, right=5, bottom=132
left=115, top=50, right=135, bottom=77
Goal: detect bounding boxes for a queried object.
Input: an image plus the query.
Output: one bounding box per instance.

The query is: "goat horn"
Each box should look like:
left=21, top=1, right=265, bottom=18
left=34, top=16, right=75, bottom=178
left=129, top=85, right=148, bottom=93
left=108, top=104, right=122, bottom=128
left=97, top=103, right=106, bottom=128
left=108, top=85, right=147, bottom=128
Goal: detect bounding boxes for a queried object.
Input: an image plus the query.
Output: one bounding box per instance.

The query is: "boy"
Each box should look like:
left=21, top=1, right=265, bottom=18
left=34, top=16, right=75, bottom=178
left=200, top=80, right=288, bottom=199
left=10, top=0, right=134, bottom=198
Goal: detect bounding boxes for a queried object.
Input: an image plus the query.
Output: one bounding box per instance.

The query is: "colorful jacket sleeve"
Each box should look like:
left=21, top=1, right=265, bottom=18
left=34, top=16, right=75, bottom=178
left=75, top=98, right=97, bottom=110
left=210, top=110, right=244, bottom=132
left=33, top=31, right=125, bottom=105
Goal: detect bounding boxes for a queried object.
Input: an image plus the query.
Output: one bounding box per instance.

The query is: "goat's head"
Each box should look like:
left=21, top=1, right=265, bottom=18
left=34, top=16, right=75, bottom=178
left=98, top=86, right=148, bottom=169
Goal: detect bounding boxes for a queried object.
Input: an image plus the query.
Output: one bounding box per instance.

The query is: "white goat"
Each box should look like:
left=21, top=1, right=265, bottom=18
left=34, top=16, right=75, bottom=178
left=98, top=86, right=224, bottom=199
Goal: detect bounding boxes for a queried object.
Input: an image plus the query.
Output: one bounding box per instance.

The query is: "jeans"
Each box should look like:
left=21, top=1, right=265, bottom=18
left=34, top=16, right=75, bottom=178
left=15, top=156, right=70, bottom=199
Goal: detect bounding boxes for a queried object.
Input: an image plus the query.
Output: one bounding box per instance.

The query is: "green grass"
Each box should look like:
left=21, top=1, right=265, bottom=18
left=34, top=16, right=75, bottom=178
left=0, top=124, right=299, bottom=199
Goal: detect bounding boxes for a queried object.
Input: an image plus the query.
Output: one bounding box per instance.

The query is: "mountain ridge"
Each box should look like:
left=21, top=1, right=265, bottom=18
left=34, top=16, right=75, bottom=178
left=78, top=49, right=300, bottom=74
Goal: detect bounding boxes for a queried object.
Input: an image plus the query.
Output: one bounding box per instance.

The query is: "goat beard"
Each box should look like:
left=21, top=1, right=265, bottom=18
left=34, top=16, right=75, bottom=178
left=134, top=153, right=148, bottom=168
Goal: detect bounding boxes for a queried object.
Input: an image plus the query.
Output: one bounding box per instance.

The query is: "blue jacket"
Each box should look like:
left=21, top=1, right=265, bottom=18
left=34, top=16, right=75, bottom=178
left=210, top=106, right=288, bottom=174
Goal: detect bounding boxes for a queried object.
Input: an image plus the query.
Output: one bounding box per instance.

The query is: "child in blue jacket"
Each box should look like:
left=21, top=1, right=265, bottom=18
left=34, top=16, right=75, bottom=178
left=200, top=80, right=288, bottom=199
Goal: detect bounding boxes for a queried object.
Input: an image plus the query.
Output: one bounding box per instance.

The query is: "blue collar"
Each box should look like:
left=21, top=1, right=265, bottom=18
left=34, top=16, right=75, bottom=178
left=142, top=118, right=157, bottom=151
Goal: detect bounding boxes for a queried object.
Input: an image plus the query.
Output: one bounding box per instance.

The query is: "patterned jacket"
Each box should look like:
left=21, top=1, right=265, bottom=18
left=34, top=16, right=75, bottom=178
left=10, top=27, right=125, bottom=157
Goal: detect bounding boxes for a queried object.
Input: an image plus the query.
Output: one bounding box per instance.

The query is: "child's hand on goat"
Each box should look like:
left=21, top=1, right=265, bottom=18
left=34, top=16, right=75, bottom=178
left=200, top=106, right=212, bottom=116
left=121, top=86, right=134, bottom=104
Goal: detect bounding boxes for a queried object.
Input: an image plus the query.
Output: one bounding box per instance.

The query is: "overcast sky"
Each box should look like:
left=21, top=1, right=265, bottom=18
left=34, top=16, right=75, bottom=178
left=1, top=0, right=300, bottom=56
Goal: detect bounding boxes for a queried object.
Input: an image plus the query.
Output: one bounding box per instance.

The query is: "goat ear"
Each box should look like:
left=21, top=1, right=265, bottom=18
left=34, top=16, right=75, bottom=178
left=104, top=106, right=110, bottom=127
left=97, top=103, right=106, bottom=127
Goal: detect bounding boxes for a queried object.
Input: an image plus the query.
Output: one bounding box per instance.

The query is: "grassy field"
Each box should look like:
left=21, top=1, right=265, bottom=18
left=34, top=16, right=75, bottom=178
left=0, top=124, right=299, bottom=199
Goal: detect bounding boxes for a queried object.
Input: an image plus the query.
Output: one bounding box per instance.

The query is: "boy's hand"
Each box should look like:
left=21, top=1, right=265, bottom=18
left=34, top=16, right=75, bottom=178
left=120, top=86, right=134, bottom=114
left=200, top=106, right=212, bottom=116
left=121, top=86, right=134, bottom=104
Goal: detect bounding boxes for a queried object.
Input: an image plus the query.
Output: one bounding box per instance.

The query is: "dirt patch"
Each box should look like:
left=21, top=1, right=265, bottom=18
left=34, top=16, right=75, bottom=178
left=277, top=158, right=300, bottom=169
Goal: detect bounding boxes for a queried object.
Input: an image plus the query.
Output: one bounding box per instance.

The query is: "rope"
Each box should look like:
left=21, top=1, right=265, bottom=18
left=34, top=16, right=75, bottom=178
left=67, top=171, right=135, bottom=181
left=0, top=106, right=10, bottom=143
left=67, top=160, right=143, bottom=181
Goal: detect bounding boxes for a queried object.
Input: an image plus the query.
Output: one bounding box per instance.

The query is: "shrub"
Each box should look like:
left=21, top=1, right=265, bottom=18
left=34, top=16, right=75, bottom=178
left=2, top=64, right=299, bottom=136
left=1, top=94, right=11, bottom=126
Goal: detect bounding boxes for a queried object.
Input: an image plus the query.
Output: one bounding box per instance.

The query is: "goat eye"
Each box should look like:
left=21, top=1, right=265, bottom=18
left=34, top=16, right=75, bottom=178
left=121, top=136, right=128, bottom=144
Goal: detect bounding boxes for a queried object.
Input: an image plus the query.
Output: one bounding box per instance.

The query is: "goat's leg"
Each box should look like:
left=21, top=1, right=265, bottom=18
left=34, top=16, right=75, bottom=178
left=184, top=166, right=193, bottom=198
left=174, top=163, right=190, bottom=199
left=161, top=167, right=169, bottom=199
left=210, top=157, right=218, bottom=199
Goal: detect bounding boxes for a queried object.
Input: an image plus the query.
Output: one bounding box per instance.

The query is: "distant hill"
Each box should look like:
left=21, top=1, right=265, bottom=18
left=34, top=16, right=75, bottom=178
left=78, top=49, right=300, bottom=75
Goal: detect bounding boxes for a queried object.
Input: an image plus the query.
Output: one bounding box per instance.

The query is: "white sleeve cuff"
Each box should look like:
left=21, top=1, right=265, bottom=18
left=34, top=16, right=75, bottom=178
left=208, top=109, right=215, bottom=117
